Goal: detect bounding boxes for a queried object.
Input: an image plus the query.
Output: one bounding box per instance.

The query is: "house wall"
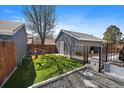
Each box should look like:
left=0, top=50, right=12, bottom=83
left=12, top=25, right=27, bottom=65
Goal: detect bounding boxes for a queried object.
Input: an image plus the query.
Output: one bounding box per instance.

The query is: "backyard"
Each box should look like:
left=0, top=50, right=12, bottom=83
left=3, top=54, right=83, bottom=88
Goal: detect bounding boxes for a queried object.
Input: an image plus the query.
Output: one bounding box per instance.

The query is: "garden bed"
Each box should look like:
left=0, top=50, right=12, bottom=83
left=3, top=54, right=83, bottom=88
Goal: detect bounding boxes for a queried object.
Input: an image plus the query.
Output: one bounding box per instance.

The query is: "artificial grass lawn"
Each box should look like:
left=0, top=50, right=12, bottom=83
left=3, top=54, right=83, bottom=88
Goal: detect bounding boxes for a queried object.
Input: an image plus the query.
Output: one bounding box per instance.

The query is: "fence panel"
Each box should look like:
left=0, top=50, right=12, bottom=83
left=70, top=45, right=102, bottom=72
left=70, top=46, right=86, bottom=64
left=27, top=44, right=57, bottom=54
left=0, top=40, right=16, bottom=86
left=107, top=43, right=123, bottom=63
left=0, top=40, right=2, bottom=84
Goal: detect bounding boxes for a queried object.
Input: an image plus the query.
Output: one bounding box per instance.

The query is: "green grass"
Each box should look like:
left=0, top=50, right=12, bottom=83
left=3, top=54, right=83, bottom=88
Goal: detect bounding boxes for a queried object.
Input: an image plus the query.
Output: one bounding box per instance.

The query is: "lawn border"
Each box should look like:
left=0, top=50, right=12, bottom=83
left=28, top=66, right=87, bottom=88
left=0, top=67, right=17, bottom=88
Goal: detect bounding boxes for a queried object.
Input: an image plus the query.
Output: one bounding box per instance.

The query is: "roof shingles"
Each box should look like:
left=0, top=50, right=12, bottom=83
left=62, top=30, right=105, bottom=42
left=0, top=20, right=23, bottom=32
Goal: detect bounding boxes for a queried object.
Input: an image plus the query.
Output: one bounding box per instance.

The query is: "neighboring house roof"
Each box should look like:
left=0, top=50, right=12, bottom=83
left=28, top=38, right=55, bottom=45
left=0, top=20, right=24, bottom=35
left=56, top=29, right=106, bottom=42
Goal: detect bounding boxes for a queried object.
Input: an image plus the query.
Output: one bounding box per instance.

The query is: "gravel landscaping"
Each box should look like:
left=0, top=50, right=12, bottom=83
left=38, top=68, right=124, bottom=88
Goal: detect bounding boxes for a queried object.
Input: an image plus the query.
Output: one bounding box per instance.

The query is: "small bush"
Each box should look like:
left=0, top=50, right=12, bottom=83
left=76, top=51, right=82, bottom=56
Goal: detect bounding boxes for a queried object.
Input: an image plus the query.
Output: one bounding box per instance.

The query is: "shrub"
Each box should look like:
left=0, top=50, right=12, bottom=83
left=75, top=51, right=82, bottom=56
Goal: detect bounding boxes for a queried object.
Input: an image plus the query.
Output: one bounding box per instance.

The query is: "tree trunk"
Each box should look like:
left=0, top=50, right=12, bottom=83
left=41, top=38, right=45, bottom=54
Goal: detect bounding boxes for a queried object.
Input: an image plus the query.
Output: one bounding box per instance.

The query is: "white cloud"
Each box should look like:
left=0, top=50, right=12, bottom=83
left=4, top=9, right=15, bottom=13
left=11, top=16, right=25, bottom=22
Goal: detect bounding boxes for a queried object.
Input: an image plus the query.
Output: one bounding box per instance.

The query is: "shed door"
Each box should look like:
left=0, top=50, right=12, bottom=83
left=60, top=41, right=64, bottom=54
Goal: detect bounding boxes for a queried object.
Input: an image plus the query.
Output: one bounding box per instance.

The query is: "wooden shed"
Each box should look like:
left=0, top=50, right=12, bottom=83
left=55, top=29, right=106, bottom=56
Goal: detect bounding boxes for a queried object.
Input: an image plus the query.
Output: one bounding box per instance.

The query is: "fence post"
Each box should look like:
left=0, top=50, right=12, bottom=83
left=84, top=46, right=85, bottom=65
left=70, top=45, right=72, bottom=58
left=86, top=46, right=88, bottom=63
left=105, top=43, right=108, bottom=62
left=99, top=46, right=102, bottom=73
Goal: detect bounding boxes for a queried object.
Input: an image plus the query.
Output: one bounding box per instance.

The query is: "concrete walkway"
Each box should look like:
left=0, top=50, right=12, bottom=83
left=38, top=68, right=124, bottom=88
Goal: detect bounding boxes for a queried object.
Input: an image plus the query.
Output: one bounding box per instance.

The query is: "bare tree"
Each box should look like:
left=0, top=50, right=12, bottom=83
left=22, top=5, right=56, bottom=51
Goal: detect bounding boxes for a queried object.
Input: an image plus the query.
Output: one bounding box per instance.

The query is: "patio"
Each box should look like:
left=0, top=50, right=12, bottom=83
left=39, top=68, right=124, bottom=88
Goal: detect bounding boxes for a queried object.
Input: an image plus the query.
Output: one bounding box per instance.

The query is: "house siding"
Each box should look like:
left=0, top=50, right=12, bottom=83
left=74, top=40, right=102, bottom=53
left=75, top=40, right=101, bottom=47
left=12, top=25, right=27, bottom=65
left=56, top=31, right=75, bottom=55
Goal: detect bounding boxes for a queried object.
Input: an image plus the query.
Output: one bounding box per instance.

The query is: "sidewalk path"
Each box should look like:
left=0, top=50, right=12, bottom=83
left=39, top=68, right=124, bottom=88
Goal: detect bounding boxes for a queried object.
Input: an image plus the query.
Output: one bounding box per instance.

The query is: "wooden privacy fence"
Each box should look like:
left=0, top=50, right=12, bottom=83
left=101, top=43, right=124, bottom=63
left=27, top=44, right=57, bottom=54
left=107, top=43, right=124, bottom=53
left=0, top=40, right=16, bottom=86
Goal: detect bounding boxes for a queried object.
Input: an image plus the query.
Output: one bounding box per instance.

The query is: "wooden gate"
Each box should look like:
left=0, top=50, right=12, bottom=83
left=0, top=40, right=16, bottom=86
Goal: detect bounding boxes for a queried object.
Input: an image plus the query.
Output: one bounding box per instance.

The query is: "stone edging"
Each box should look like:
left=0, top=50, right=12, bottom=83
left=28, top=66, right=87, bottom=88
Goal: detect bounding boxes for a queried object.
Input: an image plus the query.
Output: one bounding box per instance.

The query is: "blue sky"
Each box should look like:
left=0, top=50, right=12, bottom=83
left=0, top=5, right=124, bottom=38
